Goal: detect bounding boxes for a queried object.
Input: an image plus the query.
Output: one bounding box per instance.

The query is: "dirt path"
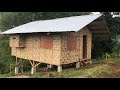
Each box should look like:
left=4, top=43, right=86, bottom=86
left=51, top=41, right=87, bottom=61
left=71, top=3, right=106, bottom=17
left=8, top=75, right=30, bottom=78
left=98, top=65, right=120, bottom=78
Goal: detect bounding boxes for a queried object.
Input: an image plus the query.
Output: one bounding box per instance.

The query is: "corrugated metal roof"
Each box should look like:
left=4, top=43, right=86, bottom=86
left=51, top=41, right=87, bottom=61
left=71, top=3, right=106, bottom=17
left=1, top=14, right=103, bottom=34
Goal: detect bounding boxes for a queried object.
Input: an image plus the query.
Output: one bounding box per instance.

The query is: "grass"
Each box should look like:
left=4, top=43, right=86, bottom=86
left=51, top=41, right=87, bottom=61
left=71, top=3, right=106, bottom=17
left=61, top=64, right=110, bottom=78
left=30, top=74, right=42, bottom=78
left=0, top=73, right=15, bottom=78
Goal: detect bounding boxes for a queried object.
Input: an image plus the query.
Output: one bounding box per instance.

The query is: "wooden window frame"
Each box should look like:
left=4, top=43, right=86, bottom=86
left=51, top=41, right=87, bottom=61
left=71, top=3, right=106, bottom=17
left=67, top=35, right=77, bottom=50
left=41, top=35, right=53, bottom=49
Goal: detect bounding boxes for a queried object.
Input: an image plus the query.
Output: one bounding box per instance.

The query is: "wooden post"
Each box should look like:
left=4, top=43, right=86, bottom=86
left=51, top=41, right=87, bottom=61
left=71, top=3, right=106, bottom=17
left=15, top=67, right=19, bottom=75
left=47, top=64, right=53, bottom=69
left=58, top=65, right=62, bottom=72
left=10, top=64, right=12, bottom=74
left=90, top=61, right=92, bottom=65
left=29, top=60, right=41, bottom=74
left=31, top=67, right=36, bottom=74
left=15, top=57, right=19, bottom=75
left=21, top=65, right=23, bottom=73
left=16, top=57, right=18, bottom=66
left=76, top=62, right=80, bottom=68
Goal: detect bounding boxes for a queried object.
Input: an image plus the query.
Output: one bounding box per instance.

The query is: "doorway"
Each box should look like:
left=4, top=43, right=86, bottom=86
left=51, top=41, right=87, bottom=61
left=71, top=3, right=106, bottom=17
left=83, top=35, right=87, bottom=59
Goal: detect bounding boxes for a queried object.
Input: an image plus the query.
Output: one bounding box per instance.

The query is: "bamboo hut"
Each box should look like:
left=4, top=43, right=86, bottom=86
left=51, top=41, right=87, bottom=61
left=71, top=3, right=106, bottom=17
left=1, top=14, right=110, bottom=74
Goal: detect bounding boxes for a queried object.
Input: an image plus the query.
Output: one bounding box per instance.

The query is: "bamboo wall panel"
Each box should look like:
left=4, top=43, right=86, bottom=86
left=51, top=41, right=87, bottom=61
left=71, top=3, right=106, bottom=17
left=61, top=32, right=80, bottom=64
left=10, top=35, right=19, bottom=47
left=10, top=35, right=25, bottom=47
left=11, top=34, right=61, bottom=65
left=61, top=27, right=92, bottom=64
left=11, top=47, right=16, bottom=56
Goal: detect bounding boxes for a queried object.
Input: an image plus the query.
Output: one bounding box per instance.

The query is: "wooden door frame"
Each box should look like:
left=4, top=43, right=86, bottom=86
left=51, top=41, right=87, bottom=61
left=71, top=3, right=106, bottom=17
left=83, top=35, right=87, bottom=59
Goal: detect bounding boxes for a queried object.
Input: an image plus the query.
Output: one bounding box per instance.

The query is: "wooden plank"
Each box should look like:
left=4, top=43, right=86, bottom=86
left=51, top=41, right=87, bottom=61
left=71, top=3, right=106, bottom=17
left=89, top=26, right=107, bottom=30
left=16, top=57, right=18, bottom=66
left=29, top=60, right=33, bottom=66
left=91, top=31, right=109, bottom=34
left=93, top=17, right=103, bottom=22
left=34, top=62, right=41, bottom=67
left=17, top=59, right=22, bottom=66
left=89, top=21, right=105, bottom=26
left=92, top=33, right=110, bottom=35
left=33, top=61, right=35, bottom=66
left=90, top=29, right=108, bottom=31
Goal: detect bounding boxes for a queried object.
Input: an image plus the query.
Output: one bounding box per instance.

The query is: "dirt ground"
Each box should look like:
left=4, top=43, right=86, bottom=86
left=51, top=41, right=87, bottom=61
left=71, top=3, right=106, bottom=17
left=98, top=65, right=120, bottom=78
left=8, top=75, right=30, bottom=78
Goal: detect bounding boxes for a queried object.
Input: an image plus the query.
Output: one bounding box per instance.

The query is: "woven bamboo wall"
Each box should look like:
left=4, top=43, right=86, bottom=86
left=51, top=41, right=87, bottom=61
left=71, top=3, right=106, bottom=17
left=60, top=32, right=80, bottom=64
left=11, top=33, right=61, bottom=65
left=10, top=26, right=92, bottom=66
left=10, top=35, right=26, bottom=47
left=60, top=27, right=92, bottom=64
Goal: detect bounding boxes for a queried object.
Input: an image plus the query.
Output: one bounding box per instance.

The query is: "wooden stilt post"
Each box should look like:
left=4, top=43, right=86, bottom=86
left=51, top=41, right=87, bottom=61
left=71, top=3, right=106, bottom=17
left=10, top=64, right=12, bottom=74
left=58, top=65, right=62, bottom=72
left=21, top=65, right=23, bottom=73
left=31, top=67, right=36, bottom=74
left=90, top=60, right=92, bottom=65
left=76, top=62, right=80, bottom=68
left=31, top=61, right=35, bottom=74
left=15, top=67, right=19, bottom=75
left=47, top=64, right=53, bottom=69
left=15, top=57, right=19, bottom=75
left=29, top=60, right=41, bottom=74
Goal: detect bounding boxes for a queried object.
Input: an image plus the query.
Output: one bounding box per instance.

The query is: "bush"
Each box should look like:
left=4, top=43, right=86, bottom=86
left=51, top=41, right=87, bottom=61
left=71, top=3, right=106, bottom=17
left=0, top=62, right=10, bottom=74
left=110, top=52, right=118, bottom=58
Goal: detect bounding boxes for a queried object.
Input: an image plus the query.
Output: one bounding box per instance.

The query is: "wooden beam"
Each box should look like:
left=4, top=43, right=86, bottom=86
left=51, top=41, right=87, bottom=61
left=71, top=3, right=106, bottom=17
left=91, top=31, right=109, bottom=34
left=93, top=35, right=110, bottom=38
left=29, top=60, right=41, bottom=67
left=89, top=26, right=106, bottom=30
left=88, top=24, right=106, bottom=28
left=29, top=60, right=33, bottom=66
left=33, top=61, right=35, bottom=66
left=34, top=62, right=41, bottom=67
left=92, top=33, right=110, bottom=35
left=93, top=17, right=103, bottom=22
left=17, top=59, right=22, bottom=66
left=90, top=29, right=108, bottom=31
left=89, top=21, right=105, bottom=26
left=16, top=57, right=18, bottom=65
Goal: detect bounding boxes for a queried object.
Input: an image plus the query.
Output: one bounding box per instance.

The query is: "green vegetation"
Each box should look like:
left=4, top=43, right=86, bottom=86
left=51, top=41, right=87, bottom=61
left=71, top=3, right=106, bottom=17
left=62, top=64, right=110, bottom=78
left=30, top=74, right=43, bottom=78
left=0, top=73, right=14, bottom=78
